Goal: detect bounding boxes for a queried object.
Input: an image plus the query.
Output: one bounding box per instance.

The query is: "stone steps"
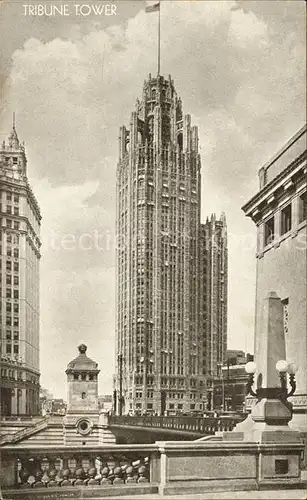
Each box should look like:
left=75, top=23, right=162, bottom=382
left=22, top=427, right=64, bottom=447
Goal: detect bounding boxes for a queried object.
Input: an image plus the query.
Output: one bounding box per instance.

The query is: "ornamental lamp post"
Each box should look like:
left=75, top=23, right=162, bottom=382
left=245, top=359, right=298, bottom=425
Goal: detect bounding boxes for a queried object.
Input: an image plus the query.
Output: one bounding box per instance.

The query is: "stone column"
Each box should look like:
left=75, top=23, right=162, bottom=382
left=11, top=388, right=17, bottom=414
left=291, top=195, right=300, bottom=230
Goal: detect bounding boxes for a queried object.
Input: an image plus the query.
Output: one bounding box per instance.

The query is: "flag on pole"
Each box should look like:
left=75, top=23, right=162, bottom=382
left=145, top=2, right=160, bottom=13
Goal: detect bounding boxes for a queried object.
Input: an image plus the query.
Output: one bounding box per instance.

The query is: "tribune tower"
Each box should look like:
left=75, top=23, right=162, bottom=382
left=115, top=74, right=204, bottom=414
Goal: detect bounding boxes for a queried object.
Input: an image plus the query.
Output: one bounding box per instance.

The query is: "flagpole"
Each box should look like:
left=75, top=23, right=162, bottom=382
left=158, top=1, right=161, bottom=75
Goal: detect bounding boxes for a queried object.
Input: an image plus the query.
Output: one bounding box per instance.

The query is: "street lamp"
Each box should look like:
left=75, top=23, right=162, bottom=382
left=245, top=359, right=297, bottom=402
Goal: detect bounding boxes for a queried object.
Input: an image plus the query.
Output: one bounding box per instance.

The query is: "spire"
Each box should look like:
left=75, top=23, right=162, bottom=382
left=8, top=112, right=20, bottom=149
left=220, top=211, right=227, bottom=224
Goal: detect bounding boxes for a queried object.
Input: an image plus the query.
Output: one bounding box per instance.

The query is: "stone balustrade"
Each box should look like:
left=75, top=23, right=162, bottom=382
left=2, top=416, right=37, bottom=422
left=1, top=444, right=158, bottom=491
left=109, top=414, right=242, bottom=435
left=1, top=438, right=305, bottom=498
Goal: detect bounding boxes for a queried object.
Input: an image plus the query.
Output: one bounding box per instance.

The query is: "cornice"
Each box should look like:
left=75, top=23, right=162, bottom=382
left=242, top=153, right=306, bottom=222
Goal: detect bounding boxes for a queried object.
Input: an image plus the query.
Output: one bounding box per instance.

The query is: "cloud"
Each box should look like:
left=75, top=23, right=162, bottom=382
left=228, top=9, right=268, bottom=48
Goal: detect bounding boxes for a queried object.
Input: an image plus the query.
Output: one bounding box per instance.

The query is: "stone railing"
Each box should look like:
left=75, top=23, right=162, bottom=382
left=109, top=414, right=243, bottom=435
left=1, top=416, right=38, bottom=422
left=1, top=444, right=159, bottom=492
left=0, top=418, right=48, bottom=446
left=1, top=439, right=304, bottom=499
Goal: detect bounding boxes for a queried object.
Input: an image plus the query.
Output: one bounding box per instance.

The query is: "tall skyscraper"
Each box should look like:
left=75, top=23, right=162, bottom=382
left=0, top=122, right=41, bottom=415
left=200, top=214, right=228, bottom=380
left=115, top=74, right=228, bottom=414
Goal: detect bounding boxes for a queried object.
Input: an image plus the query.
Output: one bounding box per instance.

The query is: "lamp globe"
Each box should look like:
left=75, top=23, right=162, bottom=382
left=288, top=362, right=298, bottom=375
left=245, top=361, right=257, bottom=374
left=276, top=359, right=289, bottom=373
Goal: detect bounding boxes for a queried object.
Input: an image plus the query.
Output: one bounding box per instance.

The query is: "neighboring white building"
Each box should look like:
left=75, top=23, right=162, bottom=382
left=242, top=125, right=307, bottom=430
left=0, top=122, right=41, bottom=415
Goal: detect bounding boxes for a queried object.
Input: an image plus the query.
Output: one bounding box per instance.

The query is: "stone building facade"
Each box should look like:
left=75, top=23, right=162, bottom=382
left=115, top=74, right=228, bottom=414
left=242, top=124, right=307, bottom=430
left=0, top=123, right=41, bottom=415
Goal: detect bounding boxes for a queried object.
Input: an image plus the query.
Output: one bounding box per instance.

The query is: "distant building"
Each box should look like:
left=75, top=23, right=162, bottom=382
left=98, top=394, right=113, bottom=413
left=0, top=121, right=41, bottom=416
left=200, top=214, right=228, bottom=378
left=242, top=124, right=306, bottom=430
left=207, top=352, right=254, bottom=413
left=226, top=350, right=253, bottom=366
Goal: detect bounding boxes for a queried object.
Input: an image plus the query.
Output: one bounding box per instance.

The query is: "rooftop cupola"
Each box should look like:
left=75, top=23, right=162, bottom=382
left=66, top=344, right=99, bottom=374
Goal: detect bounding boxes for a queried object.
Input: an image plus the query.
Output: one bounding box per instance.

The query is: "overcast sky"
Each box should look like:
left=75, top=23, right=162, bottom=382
left=0, top=1, right=305, bottom=399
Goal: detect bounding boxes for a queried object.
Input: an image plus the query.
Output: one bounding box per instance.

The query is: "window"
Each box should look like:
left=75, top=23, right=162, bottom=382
left=13, top=157, right=18, bottom=164
left=13, top=290, right=19, bottom=299
left=13, top=344, right=19, bottom=354
left=264, top=216, right=274, bottom=246
left=281, top=204, right=292, bottom=235
left=6, top=344, right=11, bottom=354
left=14, top=222, right=19, bottom=230
left=14, top=262, right=19, bottom=272
left=13, top=249, right=19, bottom=258
left=299, top=192, right=307, bottom=223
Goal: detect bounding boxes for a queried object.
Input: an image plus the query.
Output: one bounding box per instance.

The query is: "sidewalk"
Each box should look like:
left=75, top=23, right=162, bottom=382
left=87, top=490, right=307, bottom=500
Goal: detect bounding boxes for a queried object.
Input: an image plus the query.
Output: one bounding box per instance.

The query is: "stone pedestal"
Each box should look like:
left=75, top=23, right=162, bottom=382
left=98, top=411, right=116, bottom=444
left=221, top=292, right=305, bottom=486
